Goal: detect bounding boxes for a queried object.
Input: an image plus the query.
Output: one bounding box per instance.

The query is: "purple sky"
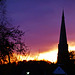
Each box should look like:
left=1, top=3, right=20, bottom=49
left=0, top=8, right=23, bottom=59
left=6, top=0, right=75, bottom=54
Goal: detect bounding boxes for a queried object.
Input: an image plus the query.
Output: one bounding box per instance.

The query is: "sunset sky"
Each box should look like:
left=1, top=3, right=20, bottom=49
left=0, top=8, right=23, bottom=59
left=6, top=0, right=75, bottom=62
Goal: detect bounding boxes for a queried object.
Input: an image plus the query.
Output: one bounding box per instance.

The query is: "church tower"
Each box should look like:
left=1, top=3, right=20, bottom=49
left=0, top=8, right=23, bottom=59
left=57, top=11, right=70, bottom=64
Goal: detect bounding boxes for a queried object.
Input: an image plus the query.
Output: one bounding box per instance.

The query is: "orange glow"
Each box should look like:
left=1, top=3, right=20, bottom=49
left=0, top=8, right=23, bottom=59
left=1, top=41, right=75, bottom=64
left=15, top=42, right=75, bottom=63
left=68, top=41, right=75, bottom=51
left=69, top=46, right=75, bottom=51
left=16, top=49, right=58, bottom=63
left=38, top=50, right=58, bottom=63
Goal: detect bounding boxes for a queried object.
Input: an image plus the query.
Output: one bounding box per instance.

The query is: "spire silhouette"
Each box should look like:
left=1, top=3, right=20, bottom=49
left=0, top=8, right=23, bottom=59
left=57, top=11, right=70, bottom=64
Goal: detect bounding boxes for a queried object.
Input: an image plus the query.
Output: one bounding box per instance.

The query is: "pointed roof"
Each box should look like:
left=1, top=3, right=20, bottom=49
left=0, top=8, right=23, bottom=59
left=59, top=11, right=67, bottom=44
left=53, top=66, right=66, bottom=74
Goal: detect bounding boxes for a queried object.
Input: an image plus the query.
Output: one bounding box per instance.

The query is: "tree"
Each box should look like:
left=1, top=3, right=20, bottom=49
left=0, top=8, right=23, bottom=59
left=69, top=51, right=75, bottom=64
left=0, top=0, right=29, bottom=64
left=69, top=51, right=75, bottom=60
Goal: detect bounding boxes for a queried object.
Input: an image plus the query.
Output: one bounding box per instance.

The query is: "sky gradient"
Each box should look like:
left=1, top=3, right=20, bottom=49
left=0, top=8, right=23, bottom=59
left=6, top=0, right=75, bottom=61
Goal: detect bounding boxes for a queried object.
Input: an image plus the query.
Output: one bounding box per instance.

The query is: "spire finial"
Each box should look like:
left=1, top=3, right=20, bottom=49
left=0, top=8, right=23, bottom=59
left=62, top=10, right=64, bottom=14
left=62, top=10, right=65, bottom=21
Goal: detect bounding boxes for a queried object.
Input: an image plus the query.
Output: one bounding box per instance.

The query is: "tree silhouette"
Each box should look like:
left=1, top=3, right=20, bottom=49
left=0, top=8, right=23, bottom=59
left=69, top=51, right=75, bottom=60
left=0, top=0, right=29, bottom=64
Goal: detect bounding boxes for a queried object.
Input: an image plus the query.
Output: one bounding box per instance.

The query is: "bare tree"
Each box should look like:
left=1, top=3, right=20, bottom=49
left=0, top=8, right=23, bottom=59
left=0, top=0, right=29, bottom=64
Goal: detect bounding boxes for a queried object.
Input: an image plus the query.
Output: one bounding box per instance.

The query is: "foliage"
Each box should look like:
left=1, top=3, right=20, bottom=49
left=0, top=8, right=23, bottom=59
left=69, top=51, right=75, bottom=60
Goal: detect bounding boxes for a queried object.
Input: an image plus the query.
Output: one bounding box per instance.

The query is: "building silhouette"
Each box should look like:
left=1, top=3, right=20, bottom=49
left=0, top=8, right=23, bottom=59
left=57, top=11, right=70, bottom=64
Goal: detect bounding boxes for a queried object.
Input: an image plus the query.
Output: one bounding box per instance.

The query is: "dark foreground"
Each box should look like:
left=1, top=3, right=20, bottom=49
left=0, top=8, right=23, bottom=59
left=0, top=61, right=75, bottom=75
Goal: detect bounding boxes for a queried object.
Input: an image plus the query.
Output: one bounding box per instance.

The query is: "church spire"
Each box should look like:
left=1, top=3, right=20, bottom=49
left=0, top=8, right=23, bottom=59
left=57, top=11, right=70, bottom=64
left=59, top=11, right=67, bottom=44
